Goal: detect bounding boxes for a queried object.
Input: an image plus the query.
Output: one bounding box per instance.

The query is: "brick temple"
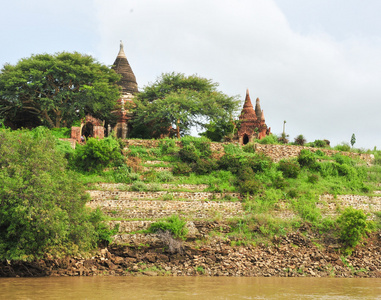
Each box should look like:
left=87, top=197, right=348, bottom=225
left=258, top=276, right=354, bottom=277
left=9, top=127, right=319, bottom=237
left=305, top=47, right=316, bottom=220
left=237, top=89, right=271, bottom=144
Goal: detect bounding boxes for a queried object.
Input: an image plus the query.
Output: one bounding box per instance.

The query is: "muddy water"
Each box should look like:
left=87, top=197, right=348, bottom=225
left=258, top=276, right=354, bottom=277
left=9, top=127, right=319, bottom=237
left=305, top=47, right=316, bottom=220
left=1, top=277, right=380, bottom=299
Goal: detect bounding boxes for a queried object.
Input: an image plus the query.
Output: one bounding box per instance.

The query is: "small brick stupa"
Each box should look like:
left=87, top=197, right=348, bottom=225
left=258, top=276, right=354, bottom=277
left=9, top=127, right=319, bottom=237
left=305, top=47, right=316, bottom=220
left=237, top=89, right=271, bottom=144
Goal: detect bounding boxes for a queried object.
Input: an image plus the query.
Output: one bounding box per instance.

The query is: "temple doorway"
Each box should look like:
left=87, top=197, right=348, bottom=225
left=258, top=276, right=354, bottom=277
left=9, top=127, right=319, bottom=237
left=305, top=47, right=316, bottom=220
left=243, top=134, right=249, bottom=145
left=82, top=122, right=94, bottom=138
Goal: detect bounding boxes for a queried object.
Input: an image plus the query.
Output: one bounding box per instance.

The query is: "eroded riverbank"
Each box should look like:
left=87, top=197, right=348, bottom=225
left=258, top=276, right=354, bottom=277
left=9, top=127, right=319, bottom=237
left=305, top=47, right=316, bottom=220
left=1, top=232, right=380, bottom=278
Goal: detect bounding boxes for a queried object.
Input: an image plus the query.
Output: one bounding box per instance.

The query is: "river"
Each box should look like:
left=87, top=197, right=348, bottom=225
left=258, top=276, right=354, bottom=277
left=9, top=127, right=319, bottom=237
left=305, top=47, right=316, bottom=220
left=1, top=277, right=380, bottom=299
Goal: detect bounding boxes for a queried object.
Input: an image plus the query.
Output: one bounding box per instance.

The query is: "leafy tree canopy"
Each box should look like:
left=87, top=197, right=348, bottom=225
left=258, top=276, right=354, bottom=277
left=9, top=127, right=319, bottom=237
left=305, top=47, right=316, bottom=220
left=0, top=52, right=121, bottom=129
left=0, top=128, right=103, bottom=260
left=130, top=72, right=240, bottom=138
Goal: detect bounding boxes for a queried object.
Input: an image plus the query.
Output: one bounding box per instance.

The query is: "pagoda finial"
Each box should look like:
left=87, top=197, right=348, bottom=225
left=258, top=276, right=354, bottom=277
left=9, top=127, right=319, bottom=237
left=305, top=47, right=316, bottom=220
left=255, top=97, right=262, bottom=119
left=243, top=89, right=253, bottom=108
left=118, top=40, right=126, bottom=58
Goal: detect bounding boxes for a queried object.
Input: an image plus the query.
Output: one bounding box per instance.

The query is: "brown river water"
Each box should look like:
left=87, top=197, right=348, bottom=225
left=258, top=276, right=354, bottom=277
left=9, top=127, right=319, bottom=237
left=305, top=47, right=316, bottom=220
left=1, top=277, right=380, bottom=300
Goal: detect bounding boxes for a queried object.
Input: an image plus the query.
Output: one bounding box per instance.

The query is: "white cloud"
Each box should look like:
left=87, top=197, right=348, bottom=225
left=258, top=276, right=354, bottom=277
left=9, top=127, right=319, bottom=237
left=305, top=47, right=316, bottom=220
left=93, top=0, right=381, bottom=148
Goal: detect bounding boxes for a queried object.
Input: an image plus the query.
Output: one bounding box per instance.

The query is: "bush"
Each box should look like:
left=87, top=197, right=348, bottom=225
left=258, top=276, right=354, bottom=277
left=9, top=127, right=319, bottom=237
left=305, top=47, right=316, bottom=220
left=334, top=143, right=351, bottom=152
left=181, top=136, right=211, bottom=158
left=192, top=158, right=217, bottom=175
left=159, top=138, right=179, bottom=154
left=75, top=137, right=123, bottom=172
left=238, top=177, right=263, bottom=195
left=49, top=127, right=71, bottom=138
left=89, top=208, right=119, bottom=246
left=130, top=181, right=148, bottom=192
left=172, top=162, right=192, bottom=176
left=148, top=215, right=188, bottom=240
left=310, top=139, right=329, bottom=148
left=0, top=129, right=103, bottom=260
left=178, top=144, right=200, bottom=163
left=155, top=170, right=174, bottom=182
left=298, top=149, right=318, bottom=170
left=256, top=134, right=278, bottom=145
left=223, top=143, right=244, bottom=156
left=218, top=154, right=243, bottom=174
left=307, top=174, right=319, bottom=184
left=272, top=175, right=289, bottom=190
left=242, top=142, right=256, bottom=153
left=294, top=134, right=306, bottom=146
left=337, top=207, right=371, bottom=248
left=246, top=154, right=272, bottom=173
left=113, top=165, right=132, bottom=183
left=278, top=160, right=300, bottom=178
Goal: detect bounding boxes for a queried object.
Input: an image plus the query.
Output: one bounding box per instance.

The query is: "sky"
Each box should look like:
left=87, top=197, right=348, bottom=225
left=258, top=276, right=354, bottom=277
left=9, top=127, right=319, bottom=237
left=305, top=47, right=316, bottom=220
left=1, top=0, right=381, bottom=149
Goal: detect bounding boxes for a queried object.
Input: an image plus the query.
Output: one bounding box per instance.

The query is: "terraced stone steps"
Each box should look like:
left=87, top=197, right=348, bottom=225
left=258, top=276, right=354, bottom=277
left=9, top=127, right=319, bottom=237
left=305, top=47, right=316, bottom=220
left=89, top=199, right=243, bottom=220
left=87, top=190, right=241, bottom=202
left=86, top=183, right=244, bottom=235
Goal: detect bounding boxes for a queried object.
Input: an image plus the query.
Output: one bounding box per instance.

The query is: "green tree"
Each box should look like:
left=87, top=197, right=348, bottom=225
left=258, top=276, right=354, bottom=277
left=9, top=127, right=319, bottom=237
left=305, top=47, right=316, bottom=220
left=351, top=133, right=356, bottom=148
left=0, top=128, right=103, bottom=260
left=130, top=72, right=239, bottom=138
left=0, top=52, right=121, bottom=129
left=200, top=119, right=236, bottom=142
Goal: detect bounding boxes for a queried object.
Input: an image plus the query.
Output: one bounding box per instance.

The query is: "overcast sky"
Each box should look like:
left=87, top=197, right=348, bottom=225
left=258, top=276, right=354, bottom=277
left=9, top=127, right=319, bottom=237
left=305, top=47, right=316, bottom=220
left=1, top=0, right=381, bottom=149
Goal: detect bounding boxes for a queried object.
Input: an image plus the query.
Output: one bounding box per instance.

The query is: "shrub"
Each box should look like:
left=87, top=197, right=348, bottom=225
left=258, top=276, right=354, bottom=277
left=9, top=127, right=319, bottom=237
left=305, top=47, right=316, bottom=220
left=332, top=162, right=356, bottom=179
left=307, top=174, right=319, bottom=184
left=172, top=162, right=192, bottom=176
left=75, top=137, right=123, bottom=172
left=49, top=127, right=71, bottom=138
left=223, top=143, right=244, bottom=156
left=278, top=160, right=300, bottom=178
left=181, top=136, right=211, bottom=158
left=334, top=154, right=353, bottom=166
left=294, top=134, right=306, bottom=146
left=298, top=149, right=318, bottom=170
left=277, top=133, right=289, bottom=144
left=334, top=143, right=351, bottom=152
left=178, top=144, right=199, bottom=163
left=256, top=134, right=278, bottom=145
left=272, top=175, right=289, bottom=190
left=218, top=154, right=243, bottom=174
left=0, top=129, right=103, bottom=260
left=246, top=154, right=272, bottom=173
left=127, top=145, right=149, bottom=157
left=242, top=142, right=256, bottom=153
left=159, top=138, right=179, bottom=154
left=130, top=181, right=148, bottom=192
left=155, top=170, right=174, bottom=183
left=113, top=165, right=132, bottom=183
left=319, top=162, right=339, bottom=177
left=192, top=158, right=217, bottom=175
left=238, top=177, right=263, bottom=195
left=337, top=207, right=371, bottom=248
left=310, top=139, right=329, bottom=148
left=89, top=208, right=120, bottom=246
left=148, top=215, right=188, bottom=240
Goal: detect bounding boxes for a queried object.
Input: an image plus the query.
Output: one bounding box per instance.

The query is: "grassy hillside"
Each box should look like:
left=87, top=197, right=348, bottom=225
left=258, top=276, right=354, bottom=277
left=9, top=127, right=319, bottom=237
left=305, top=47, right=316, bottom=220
left=2, top=128, right=381, bottom=261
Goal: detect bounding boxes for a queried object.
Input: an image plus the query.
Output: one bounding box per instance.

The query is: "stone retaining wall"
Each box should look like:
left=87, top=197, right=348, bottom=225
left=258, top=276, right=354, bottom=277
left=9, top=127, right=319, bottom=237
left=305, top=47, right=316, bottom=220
left=123, top=139, right=226, bottom=152
left=318, top=194, right=381, bottom=219
left=255, top=144, right=373, bottom=163
left=92, top=183, right=210, bottom=191
left=87, top=190, right=241, bottom=201
left=88, top=200, right=243, bottom=220
left=122, top=139, right=373, bottom=163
